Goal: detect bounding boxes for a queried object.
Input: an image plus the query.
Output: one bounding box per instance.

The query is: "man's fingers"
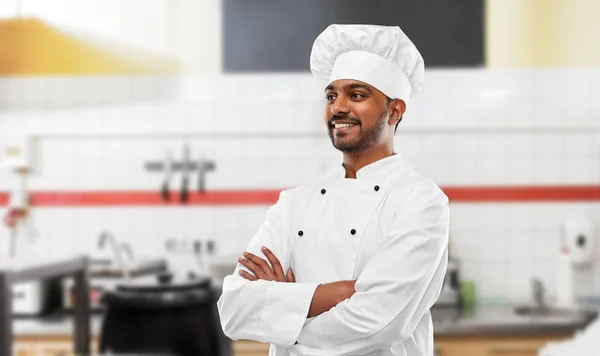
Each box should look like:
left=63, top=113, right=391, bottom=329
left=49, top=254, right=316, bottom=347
left=238, top=257, right=267, bottom=279
left=261, top=246, right=285, bottom=282
left=239, top=270, right=258, bottom=281
left=244, top=252, right=276, bottom=280
left=286, top=268, right=296, bottom=283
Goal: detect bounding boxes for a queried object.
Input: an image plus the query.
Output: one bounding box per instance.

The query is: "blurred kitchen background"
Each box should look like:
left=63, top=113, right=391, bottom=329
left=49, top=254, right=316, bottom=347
left=1, top=0, right=600, bottom=355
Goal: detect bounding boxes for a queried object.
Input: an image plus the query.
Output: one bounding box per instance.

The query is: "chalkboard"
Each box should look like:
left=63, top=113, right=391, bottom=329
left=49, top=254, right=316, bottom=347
left=223, top=0, right=484, bottom=72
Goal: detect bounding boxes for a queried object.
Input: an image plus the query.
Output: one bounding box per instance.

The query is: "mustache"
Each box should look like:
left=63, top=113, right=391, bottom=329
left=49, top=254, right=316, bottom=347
left=328, top=115, right=361, bottom=126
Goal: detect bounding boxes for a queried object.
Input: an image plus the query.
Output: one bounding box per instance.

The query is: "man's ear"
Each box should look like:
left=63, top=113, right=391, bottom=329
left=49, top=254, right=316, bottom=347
left=388, top=99, right=406, bottom=125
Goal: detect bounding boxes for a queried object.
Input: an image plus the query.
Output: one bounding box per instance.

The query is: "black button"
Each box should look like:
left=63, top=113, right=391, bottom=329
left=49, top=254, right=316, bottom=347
left=577, top=234, right=586, bottom=247
left=350, top=229, right=356, bottom=235
left=321, top=189, right=326, bottom=195
left=298, top=230, right=304, bottom=237
left=374, top=185, right=380, bottom=191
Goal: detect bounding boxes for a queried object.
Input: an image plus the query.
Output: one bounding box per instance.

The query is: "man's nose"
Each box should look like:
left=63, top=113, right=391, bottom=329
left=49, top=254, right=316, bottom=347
left=330, top=95, right=350, bottom=116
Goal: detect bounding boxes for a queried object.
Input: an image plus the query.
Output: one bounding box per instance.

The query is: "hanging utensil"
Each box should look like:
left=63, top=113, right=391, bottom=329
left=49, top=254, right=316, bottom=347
left=197, top=153, right=216, bottom=193
left=198, top=154, right=205, bottom=193
left=161, top=150, right=173, bottom=203
left=180, top=143, right=190, bottom=204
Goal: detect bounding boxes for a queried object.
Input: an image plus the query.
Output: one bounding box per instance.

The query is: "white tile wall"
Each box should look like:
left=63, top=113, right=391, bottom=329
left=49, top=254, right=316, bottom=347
left=1, top=69, right=600, bottom=302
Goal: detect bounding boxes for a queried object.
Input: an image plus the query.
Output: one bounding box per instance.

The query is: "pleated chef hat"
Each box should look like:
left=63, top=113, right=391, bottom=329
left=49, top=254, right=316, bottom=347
left=310, top=24, right=424, bottom=105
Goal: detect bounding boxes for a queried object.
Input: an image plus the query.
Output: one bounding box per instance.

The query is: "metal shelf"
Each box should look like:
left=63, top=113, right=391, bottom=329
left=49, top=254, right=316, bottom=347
left=0, top=256, right=91, bottom=356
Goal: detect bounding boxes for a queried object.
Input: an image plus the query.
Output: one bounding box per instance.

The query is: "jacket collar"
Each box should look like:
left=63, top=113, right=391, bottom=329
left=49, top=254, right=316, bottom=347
left=337, top=153, right=406, bottom=181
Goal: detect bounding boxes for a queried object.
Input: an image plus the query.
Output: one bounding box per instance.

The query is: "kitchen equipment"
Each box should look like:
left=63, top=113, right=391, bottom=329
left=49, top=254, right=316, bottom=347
left=180, top=143, right=190, bottom=204
left=459, top=281, right=475, bottom=310
left=434, top=256, right=460, bottom=308
left=561, top=216, right=595, bottom=266
left=2, top=163, right=38, bottom=259
left=62, top=279, right=108, bottom=313
left=62, top=258, right=168, bottom=312
left=99, top=271, right=230, bottom=356
left=556, top=250, right=575, bottom=307
left=532, top=278, right=547, bottom=309
left=161, top=149, right=173, bottom=202
left=0, top=256, right=91, bottom=356
left=12, top=281, right=50, bottom=316
left=97, top=231, right=130, bottom=280
left=193, top=240, right=208, bottom=276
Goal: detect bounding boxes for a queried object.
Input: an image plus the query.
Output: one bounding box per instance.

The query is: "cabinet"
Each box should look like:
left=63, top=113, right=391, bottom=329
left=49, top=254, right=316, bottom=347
left=434, top=334, right=570, bottom=356
left=11, top=334, right=568, bottom=356
left=13, top=335, right=99, bottom=356
left=231, top=334, right=570, bottom=356
left=233, top=340, right=271, bottom=356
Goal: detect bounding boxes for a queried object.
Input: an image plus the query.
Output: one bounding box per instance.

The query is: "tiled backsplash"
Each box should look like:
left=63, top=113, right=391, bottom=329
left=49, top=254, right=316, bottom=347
left=1, top=69, right=600, bottom=302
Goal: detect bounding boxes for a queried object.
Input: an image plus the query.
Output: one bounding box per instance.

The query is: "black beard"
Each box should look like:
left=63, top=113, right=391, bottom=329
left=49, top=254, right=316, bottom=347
left=328, top=110, right=388, bottom=154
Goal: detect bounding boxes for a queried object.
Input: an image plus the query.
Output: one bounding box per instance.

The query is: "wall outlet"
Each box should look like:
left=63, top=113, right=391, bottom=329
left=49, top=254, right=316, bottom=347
left=166, top=238, right=197, bottom=254
left=165, top=237, right=178, bottom=252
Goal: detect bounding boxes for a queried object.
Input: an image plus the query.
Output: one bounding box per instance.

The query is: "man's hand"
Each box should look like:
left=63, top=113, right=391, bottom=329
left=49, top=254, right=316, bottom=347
left=238, top=246, right=295, bottom=282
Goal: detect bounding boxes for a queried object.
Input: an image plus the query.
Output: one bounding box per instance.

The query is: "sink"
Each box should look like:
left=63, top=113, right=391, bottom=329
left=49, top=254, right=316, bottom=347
left=90, top=258, right=168, bottom=278
left=514, top=306, right=586, bottom=318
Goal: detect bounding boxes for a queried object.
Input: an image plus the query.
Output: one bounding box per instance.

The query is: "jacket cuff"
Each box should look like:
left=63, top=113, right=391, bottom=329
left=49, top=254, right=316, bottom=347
left=259, top=281, right=319, bottom=347
left=296, top=311, right=329, bottom=347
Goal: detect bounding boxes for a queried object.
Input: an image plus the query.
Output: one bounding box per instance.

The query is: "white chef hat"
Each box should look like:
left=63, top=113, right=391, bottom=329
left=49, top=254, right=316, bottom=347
left=310, top=24, right=424, bottom=105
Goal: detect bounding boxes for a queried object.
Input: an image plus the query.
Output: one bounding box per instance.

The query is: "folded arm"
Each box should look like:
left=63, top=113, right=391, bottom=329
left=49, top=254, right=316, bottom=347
left=217, top=189, right=320, bottom=347
left=293, top=183, right=450, bottom=355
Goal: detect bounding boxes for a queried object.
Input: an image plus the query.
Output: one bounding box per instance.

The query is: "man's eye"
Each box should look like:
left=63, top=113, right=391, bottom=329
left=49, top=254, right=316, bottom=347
left=351, top=93, right=365, bottom=99
left=326, top=94, right=336, bottom=101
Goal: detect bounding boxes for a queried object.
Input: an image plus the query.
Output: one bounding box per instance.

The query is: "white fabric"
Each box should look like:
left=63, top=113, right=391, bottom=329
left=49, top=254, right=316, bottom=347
left=217, top=154, right=449, bottom=356
left=539, top=316, right=600, bottom=356
left=329, top=50, right=413, bottom=103
left=310, top=24, right=425, bottom=104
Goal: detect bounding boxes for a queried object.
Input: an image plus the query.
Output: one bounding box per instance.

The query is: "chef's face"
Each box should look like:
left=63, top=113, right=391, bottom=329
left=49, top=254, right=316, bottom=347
left=325, top=79, right=392, bottom=154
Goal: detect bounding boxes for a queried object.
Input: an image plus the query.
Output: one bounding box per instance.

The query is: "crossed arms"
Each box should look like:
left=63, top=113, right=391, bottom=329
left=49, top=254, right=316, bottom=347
left=238, top=246, right=357, bottom=319
left=217, top=184, right=449, bottom=355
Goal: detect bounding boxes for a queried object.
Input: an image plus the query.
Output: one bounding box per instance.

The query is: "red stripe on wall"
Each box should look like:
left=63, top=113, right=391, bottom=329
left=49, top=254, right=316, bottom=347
left=0, top=186, right=599, bottom=207
left=29, top=190, right=282, bottom=206
left=442, top=186, right=600, bottom=202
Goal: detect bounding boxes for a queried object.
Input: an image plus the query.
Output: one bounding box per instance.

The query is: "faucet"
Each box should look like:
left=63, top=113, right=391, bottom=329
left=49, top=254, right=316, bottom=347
left=531, top=278, right=547, bottom=310
left=120, top=242, right=135, bottom=262
left=98, top=231, right=130, bottom=279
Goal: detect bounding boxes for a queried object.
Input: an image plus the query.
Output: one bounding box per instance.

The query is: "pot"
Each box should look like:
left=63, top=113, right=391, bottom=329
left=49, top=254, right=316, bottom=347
left=100, top=272, right=229, bottom=356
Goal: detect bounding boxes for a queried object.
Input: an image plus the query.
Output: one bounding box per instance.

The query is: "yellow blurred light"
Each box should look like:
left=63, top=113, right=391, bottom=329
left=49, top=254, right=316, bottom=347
left=0, top=18, right=179, bottom=76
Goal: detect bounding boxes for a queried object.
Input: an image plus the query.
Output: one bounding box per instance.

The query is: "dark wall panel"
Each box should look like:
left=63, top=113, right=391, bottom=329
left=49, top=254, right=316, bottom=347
left=223, top=0, right=484, bottom=72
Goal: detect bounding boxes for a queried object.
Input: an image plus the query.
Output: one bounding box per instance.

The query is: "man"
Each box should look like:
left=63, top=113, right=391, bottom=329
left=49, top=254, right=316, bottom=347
left=217, top=24, right=449, bottom=356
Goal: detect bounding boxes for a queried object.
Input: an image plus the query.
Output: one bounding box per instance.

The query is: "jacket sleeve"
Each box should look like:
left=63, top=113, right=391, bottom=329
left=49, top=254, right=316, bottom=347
left=217, top=189, right=320, bottom=347
left=292, top=183, right=449, bottom=355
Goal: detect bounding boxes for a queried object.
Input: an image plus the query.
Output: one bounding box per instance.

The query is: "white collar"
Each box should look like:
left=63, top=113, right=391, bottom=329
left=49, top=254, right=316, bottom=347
left=337, top=153, right=406, bottom=181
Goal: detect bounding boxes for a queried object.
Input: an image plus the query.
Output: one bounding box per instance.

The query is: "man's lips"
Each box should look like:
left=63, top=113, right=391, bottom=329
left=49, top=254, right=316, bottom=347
left=330, top=120, right=360, bottom=128
left=331, top=122, right=359, bottom=135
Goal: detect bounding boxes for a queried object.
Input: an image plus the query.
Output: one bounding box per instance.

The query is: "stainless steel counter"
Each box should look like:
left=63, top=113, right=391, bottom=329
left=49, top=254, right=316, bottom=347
left=13, top=304, right=598, bottom=338
left=432, top=305, right=598, bottom=336
left=13, top=314, right=103, bottom=337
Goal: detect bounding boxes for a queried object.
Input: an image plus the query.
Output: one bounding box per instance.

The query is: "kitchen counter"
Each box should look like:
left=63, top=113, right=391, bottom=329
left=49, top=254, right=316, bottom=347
left=13, top=313, right=104, bottom=337
left=432, top=305, right=598, bottom=336
left=13, top=304, right=597, bottom=338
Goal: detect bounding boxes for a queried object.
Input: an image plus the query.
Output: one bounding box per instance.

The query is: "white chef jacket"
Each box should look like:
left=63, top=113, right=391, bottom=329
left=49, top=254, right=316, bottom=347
left=217, top=153, right=449, bottom=356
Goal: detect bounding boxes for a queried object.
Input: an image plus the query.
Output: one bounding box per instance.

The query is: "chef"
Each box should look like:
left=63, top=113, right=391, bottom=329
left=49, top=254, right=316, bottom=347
left=217, top=24, right=449, bottom=356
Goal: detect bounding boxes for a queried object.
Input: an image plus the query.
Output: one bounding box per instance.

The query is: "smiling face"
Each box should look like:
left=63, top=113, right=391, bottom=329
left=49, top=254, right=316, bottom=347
left=325, top=79, right=396, bottom=154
